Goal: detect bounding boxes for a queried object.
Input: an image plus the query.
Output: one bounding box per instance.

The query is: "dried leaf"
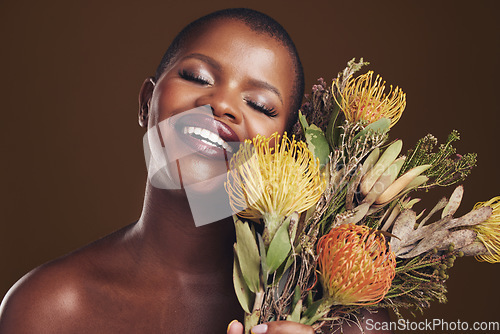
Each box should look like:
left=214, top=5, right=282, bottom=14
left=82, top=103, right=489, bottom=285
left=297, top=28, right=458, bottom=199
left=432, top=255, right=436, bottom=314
left=405, top=216, right=452, bottom=246
left=399, top=230, right=450, bottom=258
left=441, top=185, right=464, bottom=218
left=418, top=197, right=448, bottom=228
left=437, top=229, right=477, bottom=251
left=390, top=209, right=416, bottom=253
left=459, top=241, right=488, bottom=256
left=381, top=205, right=401, bottom=232
left=443, top=206, right=492, bottom=229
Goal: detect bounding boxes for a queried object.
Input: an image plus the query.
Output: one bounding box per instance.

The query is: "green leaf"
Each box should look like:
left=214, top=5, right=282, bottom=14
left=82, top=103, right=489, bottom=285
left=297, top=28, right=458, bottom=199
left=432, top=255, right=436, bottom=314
left=266, top=218, right=292, bottom=275
left=234, top=220, right=261, bottom=293
left=301, top=298, right=323, bottom=319
left=306, top=290, right=313, bottom=307
left=257, top=232, right=268, bottom=286
left=354, top=117, right=391, bottom=141
left=366, top=117, right=391, bottom=133
left=300, top=298, right=328, bottom=325
left=233, top=247, right=254, bottom=314
left=302, top=310, right=327, bottom=326
left=298, top=110, right=309, bottom=134
left=305, top=125, right=330, bottom=168
left=326, top=96, right=342, bottom=148
left=283, top=252, right=295, bottom=274
left=273, top=253, right=294, bottom=287
left=276, top=265, right=291, bottom=296
left=286, top=299, right=302, bottom=323
left=292, top=285, right=301, bottom=310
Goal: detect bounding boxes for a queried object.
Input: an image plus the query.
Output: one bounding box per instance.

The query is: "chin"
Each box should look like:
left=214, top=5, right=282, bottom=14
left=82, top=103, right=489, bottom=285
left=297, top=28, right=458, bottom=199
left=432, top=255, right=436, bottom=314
left=181, top=170, right=235, bottom=227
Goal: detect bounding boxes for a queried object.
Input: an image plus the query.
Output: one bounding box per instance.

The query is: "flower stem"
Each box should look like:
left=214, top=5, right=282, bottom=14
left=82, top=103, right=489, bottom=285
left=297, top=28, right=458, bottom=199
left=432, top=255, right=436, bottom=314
left=244, top=289, right=265, bottom=334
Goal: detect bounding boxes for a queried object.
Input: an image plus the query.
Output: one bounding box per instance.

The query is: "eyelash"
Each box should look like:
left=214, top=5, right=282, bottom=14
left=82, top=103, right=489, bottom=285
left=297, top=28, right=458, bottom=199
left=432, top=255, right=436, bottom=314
left=179, top=70, right=212, bottom=85
left=245, top=99, right=278, bottom=118
left=179, top=69, right=277, bottom=118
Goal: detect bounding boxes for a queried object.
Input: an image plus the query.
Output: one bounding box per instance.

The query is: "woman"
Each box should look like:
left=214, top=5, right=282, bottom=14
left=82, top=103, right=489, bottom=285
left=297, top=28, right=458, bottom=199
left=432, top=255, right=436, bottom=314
left=0, top=9, right=391, bottom=333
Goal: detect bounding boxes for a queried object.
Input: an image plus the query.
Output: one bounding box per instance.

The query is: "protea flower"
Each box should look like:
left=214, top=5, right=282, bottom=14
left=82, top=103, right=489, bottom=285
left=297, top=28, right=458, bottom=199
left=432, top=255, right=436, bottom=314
left=473, top=197, right=500, bottom=263
left=317, top=223, right=396, bottom=305
left=225, top=133, right=326, bottom=243
left=334, top=71, right=406, bottom=128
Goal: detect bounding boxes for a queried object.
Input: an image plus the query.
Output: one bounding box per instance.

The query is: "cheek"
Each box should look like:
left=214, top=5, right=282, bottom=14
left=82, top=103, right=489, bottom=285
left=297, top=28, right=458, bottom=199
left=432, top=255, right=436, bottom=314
left=244, top=114, right=288, bottom=139
left=153, top=81, right=199, bottom=123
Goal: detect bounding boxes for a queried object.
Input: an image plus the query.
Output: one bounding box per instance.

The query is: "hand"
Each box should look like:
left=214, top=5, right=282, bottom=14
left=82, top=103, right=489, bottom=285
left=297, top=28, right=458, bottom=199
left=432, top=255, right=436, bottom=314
left=227, top=320, right=314, bottom=334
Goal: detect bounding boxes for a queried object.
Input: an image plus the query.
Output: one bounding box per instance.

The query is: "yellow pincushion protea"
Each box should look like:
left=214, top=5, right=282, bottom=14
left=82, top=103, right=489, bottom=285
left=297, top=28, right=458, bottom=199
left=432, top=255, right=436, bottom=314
left=473, top=197, right=500, bottom=263
left=334, top=71, right=406, bottom=128
left=317, top=224, right=396, bottom=305
left=225, top=133, right=326, bottom=240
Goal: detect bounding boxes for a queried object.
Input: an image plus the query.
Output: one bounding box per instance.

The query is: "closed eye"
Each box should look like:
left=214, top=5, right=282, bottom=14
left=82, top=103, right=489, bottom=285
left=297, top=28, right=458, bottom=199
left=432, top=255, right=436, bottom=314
left=179, top=70, right=213, bottom=86
left=245, top=99, right=278, bottom=118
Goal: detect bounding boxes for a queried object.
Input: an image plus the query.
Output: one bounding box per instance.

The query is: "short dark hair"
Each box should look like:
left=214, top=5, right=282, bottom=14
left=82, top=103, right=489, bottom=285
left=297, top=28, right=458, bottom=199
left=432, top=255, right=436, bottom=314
left=154, top=8, right=305, bottom=130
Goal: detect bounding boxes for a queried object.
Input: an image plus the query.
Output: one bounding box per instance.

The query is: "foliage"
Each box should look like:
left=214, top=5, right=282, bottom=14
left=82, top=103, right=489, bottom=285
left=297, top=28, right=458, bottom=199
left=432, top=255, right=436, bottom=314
left=227, top=59, right=496, bottom=333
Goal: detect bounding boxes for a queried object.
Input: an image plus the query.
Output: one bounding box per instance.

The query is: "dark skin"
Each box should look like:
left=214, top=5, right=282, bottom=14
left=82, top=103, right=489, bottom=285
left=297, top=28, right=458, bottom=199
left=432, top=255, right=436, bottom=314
left=0, top=19, right=392, bottom=334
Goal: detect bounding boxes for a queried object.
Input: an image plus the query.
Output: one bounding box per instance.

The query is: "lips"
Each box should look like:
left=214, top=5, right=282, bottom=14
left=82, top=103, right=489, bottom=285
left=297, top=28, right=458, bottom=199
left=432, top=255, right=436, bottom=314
left=174, top=113, right=241, bottom=160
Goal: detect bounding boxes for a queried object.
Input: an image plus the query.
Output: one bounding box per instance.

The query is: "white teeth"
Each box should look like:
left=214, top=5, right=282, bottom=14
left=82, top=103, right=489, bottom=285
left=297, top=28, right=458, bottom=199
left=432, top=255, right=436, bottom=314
left=182, top=126, right=233, bottom=152
left=208, top=132, right=219, bottom=143
left=200, top=129, right=210, bottom=138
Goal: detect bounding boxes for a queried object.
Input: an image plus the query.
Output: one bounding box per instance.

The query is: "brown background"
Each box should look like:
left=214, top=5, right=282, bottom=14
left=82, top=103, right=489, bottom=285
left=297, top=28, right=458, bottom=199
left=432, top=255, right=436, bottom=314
left=1, top=0, right=499, bottom=330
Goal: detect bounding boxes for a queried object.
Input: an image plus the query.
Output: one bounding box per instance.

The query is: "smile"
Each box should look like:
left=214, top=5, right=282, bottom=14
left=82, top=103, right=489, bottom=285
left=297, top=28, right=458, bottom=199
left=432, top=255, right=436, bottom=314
left=182, top=126, right=233, bottom=153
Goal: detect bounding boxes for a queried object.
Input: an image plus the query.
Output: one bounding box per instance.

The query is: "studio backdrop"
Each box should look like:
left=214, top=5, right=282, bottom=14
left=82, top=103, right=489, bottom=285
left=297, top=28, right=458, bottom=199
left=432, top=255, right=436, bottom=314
left=1, top=0, right=499, bottom=330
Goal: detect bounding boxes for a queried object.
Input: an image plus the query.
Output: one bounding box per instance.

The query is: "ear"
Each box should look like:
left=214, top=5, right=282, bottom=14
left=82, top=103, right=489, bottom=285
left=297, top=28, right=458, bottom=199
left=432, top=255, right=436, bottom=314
left=138, top=77, right=156, bottom=128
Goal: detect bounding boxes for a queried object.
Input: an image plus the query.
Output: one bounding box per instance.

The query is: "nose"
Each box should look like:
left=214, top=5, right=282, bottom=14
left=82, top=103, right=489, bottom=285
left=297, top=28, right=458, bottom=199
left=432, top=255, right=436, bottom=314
left=195, top=88, right=243, bottom=124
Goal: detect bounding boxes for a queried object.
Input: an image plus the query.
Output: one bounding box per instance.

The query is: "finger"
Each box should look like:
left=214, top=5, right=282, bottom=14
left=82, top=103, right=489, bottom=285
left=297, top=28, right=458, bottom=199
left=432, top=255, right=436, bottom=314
left=252, top=321, right=314, bottom=334
left=227, top=320, right=244, bottom=334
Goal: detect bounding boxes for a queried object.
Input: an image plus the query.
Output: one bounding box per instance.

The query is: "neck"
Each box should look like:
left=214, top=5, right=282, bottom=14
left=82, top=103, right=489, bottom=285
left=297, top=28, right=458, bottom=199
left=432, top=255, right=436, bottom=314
left=132, top=182, right=236, bottom=274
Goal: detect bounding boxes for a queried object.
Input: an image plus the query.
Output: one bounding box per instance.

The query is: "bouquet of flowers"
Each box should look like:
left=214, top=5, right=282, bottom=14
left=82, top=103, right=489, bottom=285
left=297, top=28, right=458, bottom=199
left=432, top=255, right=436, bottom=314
left=225, top=59, right=499, bottom=333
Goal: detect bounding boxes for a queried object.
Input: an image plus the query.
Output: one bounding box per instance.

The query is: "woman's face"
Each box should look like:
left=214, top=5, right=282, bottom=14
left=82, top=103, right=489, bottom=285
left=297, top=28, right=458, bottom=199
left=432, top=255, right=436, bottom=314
left=145, top=19, right=296, bottom=191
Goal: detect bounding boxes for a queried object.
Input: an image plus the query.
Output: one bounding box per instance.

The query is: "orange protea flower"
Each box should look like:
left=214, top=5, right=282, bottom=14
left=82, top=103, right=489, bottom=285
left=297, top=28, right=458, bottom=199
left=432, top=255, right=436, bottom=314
left=473, top=197, right=500, bottom=263
left=225, top=133, right=326, bottom=242
left=334, top=71, right=406, bottom=128
left=317, top=224, right=396, bottom=305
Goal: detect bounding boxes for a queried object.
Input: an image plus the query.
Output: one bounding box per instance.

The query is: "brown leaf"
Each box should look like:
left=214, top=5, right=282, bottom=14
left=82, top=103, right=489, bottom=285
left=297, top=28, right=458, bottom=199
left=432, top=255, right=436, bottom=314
left=398, top=230, right=450, bottom=258
left=459, top=241, right=488, bottom=256
left=390, top=209, right=416, bottom=254
left=443, top=206, right=492, bottom=229
left=441, top=185, right=463, bottom=218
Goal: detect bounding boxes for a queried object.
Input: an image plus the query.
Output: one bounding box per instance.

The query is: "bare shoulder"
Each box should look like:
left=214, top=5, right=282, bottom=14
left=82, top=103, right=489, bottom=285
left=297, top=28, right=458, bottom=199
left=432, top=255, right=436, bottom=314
left=0, top=257, right=87, bottom=333
left=0, top=225, right=134, bottom=334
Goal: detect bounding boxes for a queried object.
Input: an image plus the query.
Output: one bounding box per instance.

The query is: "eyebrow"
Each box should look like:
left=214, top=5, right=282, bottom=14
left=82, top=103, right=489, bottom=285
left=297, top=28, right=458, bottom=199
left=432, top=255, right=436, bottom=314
left=247, top=79, right=283, bottom=104
left=182, top=53, right=222, bottom=71
left=181, top=53, right=283, bottom=104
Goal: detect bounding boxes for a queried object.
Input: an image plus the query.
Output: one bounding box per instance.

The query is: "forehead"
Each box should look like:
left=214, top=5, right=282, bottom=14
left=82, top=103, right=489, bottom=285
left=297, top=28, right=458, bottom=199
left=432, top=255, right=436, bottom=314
left=181, top=19, right=293, bottom=68
left=177, top=19, right=295, bottom=107
left=184, top=18, right=286, bottom=51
